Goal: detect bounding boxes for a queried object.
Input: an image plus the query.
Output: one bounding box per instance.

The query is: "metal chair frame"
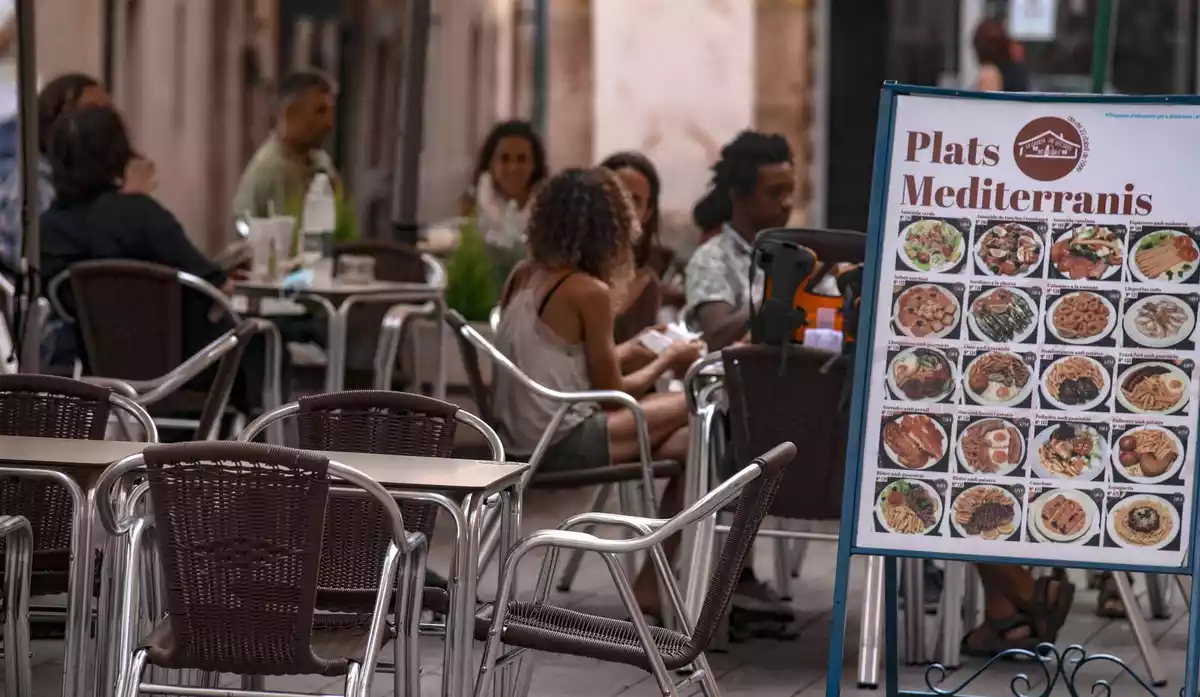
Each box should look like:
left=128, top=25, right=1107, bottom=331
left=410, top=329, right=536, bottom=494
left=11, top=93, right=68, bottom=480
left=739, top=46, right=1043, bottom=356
left=93, top=445, right=427, bottom=697
left=0, top=381, right=156, bottom=697
left=48, top=264, right=284, bottom=442
left=239, top=395, right=503, bottom=697
left=475, top=443, right=794, bottom=697
left=0, top=514, right=32, bottom=697
left=448, top=317, right=659, bottom=573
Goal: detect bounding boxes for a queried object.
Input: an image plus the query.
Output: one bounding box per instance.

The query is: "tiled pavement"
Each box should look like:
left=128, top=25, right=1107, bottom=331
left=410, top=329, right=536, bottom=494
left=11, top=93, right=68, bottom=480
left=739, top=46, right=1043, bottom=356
left=12, top=486, right=1195, bottom=696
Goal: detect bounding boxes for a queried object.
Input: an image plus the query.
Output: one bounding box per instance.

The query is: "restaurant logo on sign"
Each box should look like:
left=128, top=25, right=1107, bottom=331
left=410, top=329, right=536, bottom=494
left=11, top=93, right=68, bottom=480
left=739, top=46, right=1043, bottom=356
left=1013, top=117, right=1087, bottom=181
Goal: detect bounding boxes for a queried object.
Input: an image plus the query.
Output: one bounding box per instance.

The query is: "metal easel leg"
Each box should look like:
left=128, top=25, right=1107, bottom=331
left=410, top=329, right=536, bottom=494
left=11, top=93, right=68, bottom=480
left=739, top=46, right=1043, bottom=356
left=935, top=562, right=966, bottom=670
left=856, top=555, right=884, bottom=689
left=901, top=558, right=925, bottom=665
left=883, top=558, right=900, bottom=697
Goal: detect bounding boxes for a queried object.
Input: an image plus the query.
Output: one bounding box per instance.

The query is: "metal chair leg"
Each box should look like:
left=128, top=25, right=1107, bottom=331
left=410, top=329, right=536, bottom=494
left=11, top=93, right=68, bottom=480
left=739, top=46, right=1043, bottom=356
left=1113, top=572, right=1168, bottom=687
left=556, top=484, right=612, bottom=592
left=772, top=522, right=792, bottom=601
left=901, top=558, right=925, bottom=665
left=1, top=516, right=31, bottom=697
left=1145, top=573, right=1171, bottom=620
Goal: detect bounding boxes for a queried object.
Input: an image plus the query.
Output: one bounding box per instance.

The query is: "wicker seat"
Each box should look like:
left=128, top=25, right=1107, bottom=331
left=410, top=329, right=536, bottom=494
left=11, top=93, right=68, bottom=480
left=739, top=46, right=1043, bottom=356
left=51, top=259, right=280, bottom=439
left=466, top=442, right=796, bottom=697
left=98, top=441, right=424, bottom=697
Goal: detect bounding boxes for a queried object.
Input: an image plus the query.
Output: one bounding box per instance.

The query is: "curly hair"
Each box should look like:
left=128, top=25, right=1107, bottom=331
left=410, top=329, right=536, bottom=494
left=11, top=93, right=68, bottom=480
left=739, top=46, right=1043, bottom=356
left=600, top=151, right=660, bottom=269
left=473, top=120, right=548, bottom=192
left=711, top=130, right=792, bottom=198
left=525, top=168, right=634, bottom=283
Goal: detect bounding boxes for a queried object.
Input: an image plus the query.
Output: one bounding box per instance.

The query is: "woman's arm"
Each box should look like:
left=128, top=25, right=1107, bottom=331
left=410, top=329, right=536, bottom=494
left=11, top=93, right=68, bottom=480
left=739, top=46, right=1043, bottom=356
left=579, top=279, right=672, bottom=399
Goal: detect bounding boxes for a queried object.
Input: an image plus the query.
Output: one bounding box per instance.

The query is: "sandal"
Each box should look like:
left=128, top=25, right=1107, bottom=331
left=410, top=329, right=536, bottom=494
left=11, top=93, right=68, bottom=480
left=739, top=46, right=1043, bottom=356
left=1029, top=574, right=1075, bottom=642
left=1095, top=572, right=1128, bottom=619
left=961, top=614, right=1042, bottom=658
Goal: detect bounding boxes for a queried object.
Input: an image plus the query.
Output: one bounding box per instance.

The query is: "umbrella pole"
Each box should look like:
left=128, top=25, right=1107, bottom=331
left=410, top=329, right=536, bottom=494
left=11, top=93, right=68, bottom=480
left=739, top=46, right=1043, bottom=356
left=14, top=0, right=38, bottom=373
left=1089, top=0, right=1116, bottom=93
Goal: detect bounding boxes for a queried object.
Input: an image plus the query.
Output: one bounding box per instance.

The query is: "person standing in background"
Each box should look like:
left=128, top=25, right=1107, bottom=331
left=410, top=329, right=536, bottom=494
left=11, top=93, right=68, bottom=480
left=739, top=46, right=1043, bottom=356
left=233, top=71, right=338, bottom=222
left=973, top=19, right=1030, bottom=92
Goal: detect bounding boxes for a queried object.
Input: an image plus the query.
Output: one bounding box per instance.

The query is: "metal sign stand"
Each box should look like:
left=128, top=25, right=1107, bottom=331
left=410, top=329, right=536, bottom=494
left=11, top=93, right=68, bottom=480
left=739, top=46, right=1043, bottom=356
left=823, top=82, right=1200, bottom=697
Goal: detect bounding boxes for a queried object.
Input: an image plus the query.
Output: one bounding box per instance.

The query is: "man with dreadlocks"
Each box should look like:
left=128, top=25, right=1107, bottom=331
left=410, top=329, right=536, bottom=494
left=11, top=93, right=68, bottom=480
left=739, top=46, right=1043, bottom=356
left=683, top=131, right=795, bottom=351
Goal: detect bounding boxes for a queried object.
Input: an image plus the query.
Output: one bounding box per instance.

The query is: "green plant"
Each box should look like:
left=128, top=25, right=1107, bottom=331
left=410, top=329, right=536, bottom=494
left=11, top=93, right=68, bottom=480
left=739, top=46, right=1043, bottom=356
left=333, top=185, right=359, bottom=243
left=445, top=217, right=499, bottom=322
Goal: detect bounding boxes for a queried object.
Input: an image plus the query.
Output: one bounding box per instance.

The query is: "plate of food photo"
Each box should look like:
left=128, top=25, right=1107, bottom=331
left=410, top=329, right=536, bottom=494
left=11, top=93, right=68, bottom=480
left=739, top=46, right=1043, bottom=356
left=1047, top=291, right=1116, bottom=345
left=968, top=287, right=1038, bottom=343
left=1041, top=355, right=1111, bottom=411
left=899, top=220, right=966, bottom=273
left=1117, top=362, right=1190, bottom=415
left=887, top=347, right=957, bottom=403
left=975, top=222, right=1044, bottom=278
left=1130, top=230, right=1199, bottom=283
left=955, top=418, right=1025, bottom=476
left=1123, top=295, right=1196, bottom=348
left=952, top=485, right=1020, bottom=541
left=1112, top=426, right=1186, bottom=485
left=1107, top=494, right=1179, bottom=551
left=1050, top=226, right=1124, bottom=281
left=1032, top=423, right=1107, bottom=481
left=893, top=284, right=961, bottom=339
left=882, top=414, right=948, bottom=471
left=1029, top=489, right=1099, bottom=544
left=877, top=479, right=942, bottom=535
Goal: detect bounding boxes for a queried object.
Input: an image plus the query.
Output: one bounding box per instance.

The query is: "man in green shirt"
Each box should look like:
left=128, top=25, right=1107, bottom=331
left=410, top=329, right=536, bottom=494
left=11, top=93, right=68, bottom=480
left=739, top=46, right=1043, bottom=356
left=233, top=71, right=338, bottom=220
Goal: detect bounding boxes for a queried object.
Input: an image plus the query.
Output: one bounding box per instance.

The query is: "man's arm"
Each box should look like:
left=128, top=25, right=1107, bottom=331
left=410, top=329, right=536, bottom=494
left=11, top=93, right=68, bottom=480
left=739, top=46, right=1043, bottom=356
left=683, top=245, right=749, bottom=350
left=693, top=302, right=749, bottom=351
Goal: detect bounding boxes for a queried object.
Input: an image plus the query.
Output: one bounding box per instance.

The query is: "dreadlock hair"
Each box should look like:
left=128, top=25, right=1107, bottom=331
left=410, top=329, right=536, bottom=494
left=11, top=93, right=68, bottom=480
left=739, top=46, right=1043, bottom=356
left=600, top=151, right=660, bottom=268
left=692, top=186, right=732, bottom=233
left=709, top=130, right=793, bottom=209
left=525, top=167, right=635, bottom=284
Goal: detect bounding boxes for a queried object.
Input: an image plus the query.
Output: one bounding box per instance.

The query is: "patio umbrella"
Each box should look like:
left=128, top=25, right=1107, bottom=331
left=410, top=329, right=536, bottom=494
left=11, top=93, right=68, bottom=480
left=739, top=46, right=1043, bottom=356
left=12, top=0, right=37, bottom=372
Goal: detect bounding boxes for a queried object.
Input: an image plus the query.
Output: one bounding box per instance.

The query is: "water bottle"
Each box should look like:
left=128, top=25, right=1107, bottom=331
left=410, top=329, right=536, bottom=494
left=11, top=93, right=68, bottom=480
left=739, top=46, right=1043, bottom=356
left=301, top=172, right=336, bottom=265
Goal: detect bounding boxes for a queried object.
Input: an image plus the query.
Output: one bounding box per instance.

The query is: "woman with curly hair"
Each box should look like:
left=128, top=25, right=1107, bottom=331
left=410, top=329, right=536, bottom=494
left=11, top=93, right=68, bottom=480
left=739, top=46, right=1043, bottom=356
left=493, top=168, right=700, bottom=610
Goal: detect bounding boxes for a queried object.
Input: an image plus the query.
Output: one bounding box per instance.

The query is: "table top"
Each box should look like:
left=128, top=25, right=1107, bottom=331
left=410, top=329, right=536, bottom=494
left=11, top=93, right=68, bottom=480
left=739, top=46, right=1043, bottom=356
left=0, top=436, right=527, bottom=493
left=235, top=276, right=441, bottom=300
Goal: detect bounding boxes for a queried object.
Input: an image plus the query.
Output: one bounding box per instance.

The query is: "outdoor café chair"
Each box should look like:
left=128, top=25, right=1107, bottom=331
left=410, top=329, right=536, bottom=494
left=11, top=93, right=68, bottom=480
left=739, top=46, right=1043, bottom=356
left=444, top=310, right=682, bottom=576
left=324, top=240, right=446, bottom=390
left=0, top=374, right=157, bottom=697
left=458, top=441, right=795, bottom=697
left=48, top=259, right=283, bottom=440
left=94, top=441, right=426, bottom=697
left=239, top=389, right=503, bottom=693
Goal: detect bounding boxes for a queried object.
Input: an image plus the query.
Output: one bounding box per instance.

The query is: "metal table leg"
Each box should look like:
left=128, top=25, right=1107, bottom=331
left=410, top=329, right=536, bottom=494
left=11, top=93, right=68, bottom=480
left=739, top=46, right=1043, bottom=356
left=456, top=494, right=487, bottom=697
left=433, top=298, right=448, bottom=401
left=856, top=555, right=884, bottom=689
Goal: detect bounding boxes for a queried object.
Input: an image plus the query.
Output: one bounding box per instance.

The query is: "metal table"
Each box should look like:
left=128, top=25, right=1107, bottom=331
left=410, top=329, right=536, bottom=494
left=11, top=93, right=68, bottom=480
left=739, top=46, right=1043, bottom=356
left=0, top=435, right=525, bottom=697
left=234, top=276, right=448, bottom=398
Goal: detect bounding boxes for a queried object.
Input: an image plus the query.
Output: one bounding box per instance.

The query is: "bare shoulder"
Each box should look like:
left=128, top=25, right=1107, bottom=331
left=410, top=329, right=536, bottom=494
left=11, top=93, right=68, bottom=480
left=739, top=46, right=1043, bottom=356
left=976, top=64, right=1003, bottom=91
left=565, top=272, right=612, bottom=302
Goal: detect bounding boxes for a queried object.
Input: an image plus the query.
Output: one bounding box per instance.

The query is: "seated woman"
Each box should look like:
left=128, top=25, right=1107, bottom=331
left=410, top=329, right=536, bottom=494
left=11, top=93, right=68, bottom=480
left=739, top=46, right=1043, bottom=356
left=492, top=167, right=701, bottom=611
left=599, top=151, right=683, bottom=322
left=40, top=104, right=277, bottom=415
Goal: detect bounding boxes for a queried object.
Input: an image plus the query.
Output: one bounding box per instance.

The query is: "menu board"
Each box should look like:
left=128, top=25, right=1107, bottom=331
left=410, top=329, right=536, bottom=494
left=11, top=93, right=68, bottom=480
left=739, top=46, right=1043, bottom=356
left=855, top=94, right=1200, bottom=569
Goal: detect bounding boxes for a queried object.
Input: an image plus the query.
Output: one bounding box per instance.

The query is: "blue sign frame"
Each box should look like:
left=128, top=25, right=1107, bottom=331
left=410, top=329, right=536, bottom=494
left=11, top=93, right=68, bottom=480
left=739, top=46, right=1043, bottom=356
left=825, top=82, right=1200, bottom=697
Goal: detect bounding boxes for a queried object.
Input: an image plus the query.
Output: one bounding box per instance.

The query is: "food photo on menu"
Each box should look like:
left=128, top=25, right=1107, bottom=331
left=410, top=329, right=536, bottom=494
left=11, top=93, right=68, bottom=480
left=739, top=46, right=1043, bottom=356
left=886, top=344, right=959, bottom=404
left=896, top=216, right=969, bottom=274
left=950, top=482, right=1024, bottom=541
left=1030, top=419, right=1109, bottom=482
left=879, top=411, right=952, bottom=472
left=1127, top=225, right=1200, bottom=284
left=1043, top=287, right=1120, bottom=347
left=1111, top=423, right=1189, bottom=486
left=1104, top=491, right=1183, bottom=551
left=954, top=414, right=1028, bottom=477
left=1122, top=291, right=1198, bottom=350
left=1048, top=224, right=1127, bottom=281
left=891, top=281, right=963, bottom=339
left=1114, top=357, right=1192, bottom=416
left=1039, top=352, right=1115, bottom=413
left=966, top=285, right=1040, bottom=344
left=962, top=349, right=1036, bottom=408
left=1025, top=486, right=1104, bottom=546
left=972, top=219, right=1047, bottom=278
left=874, top=477, right=946, bottom=536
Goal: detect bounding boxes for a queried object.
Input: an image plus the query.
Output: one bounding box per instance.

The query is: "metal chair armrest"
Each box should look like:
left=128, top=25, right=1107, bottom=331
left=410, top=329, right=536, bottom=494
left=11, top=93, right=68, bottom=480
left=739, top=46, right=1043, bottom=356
left=373, top=301, right=438, bottom=389
left=131, top=318, right=271, bottom=406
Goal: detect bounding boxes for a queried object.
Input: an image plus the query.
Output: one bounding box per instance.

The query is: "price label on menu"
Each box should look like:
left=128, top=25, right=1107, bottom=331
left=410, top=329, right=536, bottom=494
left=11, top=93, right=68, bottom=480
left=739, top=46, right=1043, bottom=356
left=852, top=91, right=1200, bottom=571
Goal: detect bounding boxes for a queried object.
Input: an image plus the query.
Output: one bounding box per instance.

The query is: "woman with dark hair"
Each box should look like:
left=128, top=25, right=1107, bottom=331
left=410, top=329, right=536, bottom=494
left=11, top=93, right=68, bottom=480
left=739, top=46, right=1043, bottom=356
left=493, top=168, right=701, bottom=612
left=461, top=120, right=548, bottom=282
left=39, top=105, right=270, bottom=414
left=973, top=19, right=1029, bottom=92
left=600, top=151, right=685, bottom=317
left=0, top=74, right=153, bottom=272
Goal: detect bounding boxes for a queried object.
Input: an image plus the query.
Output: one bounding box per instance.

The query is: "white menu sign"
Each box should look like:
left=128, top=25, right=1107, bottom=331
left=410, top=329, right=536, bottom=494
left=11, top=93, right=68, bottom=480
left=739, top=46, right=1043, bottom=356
left=856, top=94, right=1200, bottom=568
